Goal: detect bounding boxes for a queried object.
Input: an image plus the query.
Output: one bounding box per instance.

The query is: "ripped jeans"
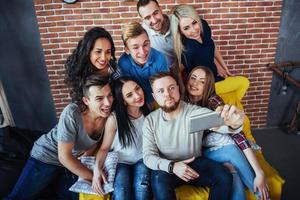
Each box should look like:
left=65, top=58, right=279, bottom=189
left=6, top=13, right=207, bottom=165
left=112, top=159, right=151, bottom=200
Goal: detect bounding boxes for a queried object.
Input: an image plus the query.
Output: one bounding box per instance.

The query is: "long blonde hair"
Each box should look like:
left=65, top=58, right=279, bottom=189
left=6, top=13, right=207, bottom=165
left=170, top=4, right=203, bottom=70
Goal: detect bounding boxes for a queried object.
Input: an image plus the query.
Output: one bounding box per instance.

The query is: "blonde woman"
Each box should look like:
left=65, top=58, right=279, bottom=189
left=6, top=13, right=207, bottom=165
left=170, top=4, right=249, bottom=107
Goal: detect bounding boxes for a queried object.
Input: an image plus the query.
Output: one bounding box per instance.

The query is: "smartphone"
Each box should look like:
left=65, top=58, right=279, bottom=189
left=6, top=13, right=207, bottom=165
left=189, top=111, right=224, bottom=133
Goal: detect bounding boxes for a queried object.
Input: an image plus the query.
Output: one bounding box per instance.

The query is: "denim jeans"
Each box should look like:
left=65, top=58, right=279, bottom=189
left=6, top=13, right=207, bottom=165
left=112, top=159, right=151, bottom=200
left=151, top=156, right=232, bottom=200
left=5, top=156, right=78, bottom=200
left=204, top=144, right=260, bottom=200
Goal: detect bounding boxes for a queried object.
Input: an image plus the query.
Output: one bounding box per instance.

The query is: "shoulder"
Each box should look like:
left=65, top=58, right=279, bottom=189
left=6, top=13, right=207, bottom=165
left=201, top=18, right=210, bottom=28
left=150, top=48, right=168, bottom=63
left=150, top=48, right=164, bottom=58
left=200, top=18, right=212, bottom=36
left=61, top=103, right=80, bottom=118
left=118, top=53, right=131, bottom=67
left=144, top=109, right=161, bottom=125
left=105, top=113, right=117, bottom=130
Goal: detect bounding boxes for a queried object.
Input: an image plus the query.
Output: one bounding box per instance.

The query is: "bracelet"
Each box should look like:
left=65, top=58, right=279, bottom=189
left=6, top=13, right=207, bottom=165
left=168, top=161, right=175, bottom=174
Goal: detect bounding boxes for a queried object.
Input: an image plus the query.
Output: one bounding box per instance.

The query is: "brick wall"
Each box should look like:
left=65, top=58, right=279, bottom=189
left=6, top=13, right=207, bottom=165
left=34, top=0, right=282, bottom=128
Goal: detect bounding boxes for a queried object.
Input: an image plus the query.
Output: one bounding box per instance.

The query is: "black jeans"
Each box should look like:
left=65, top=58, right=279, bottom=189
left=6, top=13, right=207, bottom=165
left=151, top=156, right=232, bottom=200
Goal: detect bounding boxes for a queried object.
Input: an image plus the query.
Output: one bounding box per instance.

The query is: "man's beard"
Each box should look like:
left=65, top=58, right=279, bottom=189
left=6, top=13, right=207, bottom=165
left=161, top=99, right=180, bottom=113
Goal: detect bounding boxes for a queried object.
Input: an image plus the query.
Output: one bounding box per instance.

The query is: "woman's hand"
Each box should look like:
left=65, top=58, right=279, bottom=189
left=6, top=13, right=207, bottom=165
left=253, top=173, right=269, bottom=200
left=216, top=105, right=245, bottom=129
left=92, top=167, right=108, bottom=195
left=214, top=48, right=233, bottom=78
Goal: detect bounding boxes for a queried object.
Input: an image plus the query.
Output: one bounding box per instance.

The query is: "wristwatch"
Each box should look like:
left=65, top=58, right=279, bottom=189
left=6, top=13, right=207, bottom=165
left=168, top=161, right=175, bottom=174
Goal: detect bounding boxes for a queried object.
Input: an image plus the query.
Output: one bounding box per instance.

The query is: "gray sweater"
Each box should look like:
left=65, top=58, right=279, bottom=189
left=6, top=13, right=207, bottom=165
left=142, top=101, right=211, bottom=172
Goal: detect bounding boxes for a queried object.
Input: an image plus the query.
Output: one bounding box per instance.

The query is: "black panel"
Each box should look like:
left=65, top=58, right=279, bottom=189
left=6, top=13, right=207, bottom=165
left=267, top=0, right=300, bottom=127
left=0, top=0, right=57, bottom=132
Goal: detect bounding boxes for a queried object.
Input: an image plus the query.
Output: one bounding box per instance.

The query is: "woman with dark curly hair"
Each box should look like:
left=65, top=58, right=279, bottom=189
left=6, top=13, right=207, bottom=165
left=65, top=27, right=120, bottom=108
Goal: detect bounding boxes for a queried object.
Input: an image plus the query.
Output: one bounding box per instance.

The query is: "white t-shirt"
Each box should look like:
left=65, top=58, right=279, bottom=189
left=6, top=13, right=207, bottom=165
left=111, top=114, right=144, bottom=164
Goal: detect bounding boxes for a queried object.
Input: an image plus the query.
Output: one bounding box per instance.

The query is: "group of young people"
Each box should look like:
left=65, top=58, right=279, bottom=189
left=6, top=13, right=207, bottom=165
left=6, top=0, right=271, bottom=200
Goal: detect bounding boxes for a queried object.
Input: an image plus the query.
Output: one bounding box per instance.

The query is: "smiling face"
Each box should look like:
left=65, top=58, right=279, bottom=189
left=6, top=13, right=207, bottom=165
left=89, top=38, right=112, bottom=71
left=152, top=76, right=180, bottom=113
left=122, top=80, right=145, bottom=109
left=138, top=1, right=164, bottom=32
left=179, top=17, right=202, bottom=41
left=125, top=32, right=150, bottom=66
left=83, top=84, right=113, bottom=118
left=187, top=68, right=206, bottom=98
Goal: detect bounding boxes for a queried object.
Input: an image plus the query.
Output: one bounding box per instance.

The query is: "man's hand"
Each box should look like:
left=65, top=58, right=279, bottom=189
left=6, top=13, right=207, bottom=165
left=91, top=167, right=108, bottom=195
left=216, top=105, right=245, bottom=129
left=254, top=174, right=269, bottom=200
left=173, top=157, right=199, bottom=182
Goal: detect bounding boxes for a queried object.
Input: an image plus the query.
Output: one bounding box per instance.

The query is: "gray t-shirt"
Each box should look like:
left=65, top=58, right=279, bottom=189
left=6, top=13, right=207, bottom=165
left=31, top=103, right=101, bottom=166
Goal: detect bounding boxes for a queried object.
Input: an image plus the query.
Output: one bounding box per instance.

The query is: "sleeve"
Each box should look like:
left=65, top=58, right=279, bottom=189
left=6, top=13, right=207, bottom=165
left=214, top=125, right=243, bottom=134
left=231, top=132, right=251, bottom=151
left=57, top=105, right=78, bottom=143
left=142, top=116, right=171, bottom=172
left=207, top=94, right=224, bottom=110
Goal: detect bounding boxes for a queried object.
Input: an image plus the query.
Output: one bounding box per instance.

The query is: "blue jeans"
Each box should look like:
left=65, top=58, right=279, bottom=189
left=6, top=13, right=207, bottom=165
left=112, top=159, right=151, bottom=200
left=151, top=156, right=232, bottom=200
left=204, top=144, right=259, bottom=200
left=5, top=156, right=78, bottom=200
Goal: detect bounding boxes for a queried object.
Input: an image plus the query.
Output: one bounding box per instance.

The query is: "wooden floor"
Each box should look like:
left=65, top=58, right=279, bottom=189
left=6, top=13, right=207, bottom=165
left=253, top=128, right=300, bottom=200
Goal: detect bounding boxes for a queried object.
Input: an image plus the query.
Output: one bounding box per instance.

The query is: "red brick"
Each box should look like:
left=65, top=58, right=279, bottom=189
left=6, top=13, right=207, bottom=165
left=55, top=10, right=73, bottom=15
left=82, top=2, right=101, bottom=8
left=34, top=0, right=283, bottom=127
left=44, top=4, right=62, bottom=10
left=73, top=9, right=92, bottom=14
left=102, top=2, right=120, bottom=7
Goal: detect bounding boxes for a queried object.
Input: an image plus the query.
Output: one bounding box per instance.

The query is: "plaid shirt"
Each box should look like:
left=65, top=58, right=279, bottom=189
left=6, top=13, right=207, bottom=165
left=187, top=93, right=251, bottom=151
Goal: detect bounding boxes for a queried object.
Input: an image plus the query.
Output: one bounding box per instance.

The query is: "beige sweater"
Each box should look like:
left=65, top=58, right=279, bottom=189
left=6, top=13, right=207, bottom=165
left=142, top=101, right=211, bottom=172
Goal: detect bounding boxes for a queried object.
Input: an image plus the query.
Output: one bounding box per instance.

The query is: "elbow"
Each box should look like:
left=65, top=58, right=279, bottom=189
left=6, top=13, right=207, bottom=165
left=142, top=154, right=152, bottom=170
left=58, top=152, right=69, bottom=166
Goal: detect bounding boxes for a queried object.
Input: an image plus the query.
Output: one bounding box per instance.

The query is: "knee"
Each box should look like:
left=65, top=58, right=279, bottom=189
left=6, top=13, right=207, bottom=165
left=151, top=171, right=169, bottom=193
left=135, top=173, right=151, bottom=192
left=112, top=186, right=132, bottom=200
left=218, top=167, right=233, bottom=185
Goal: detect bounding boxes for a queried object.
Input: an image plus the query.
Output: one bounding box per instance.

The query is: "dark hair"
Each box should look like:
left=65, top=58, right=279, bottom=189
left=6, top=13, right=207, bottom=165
left=79, top=74, right=110, bottom=112
left=137, top=0, right=159, bottom=15
left=149, top=71, right=178, bottom=87
left=65, top=27, right=116, bottom=105
left=186, top=66, right=215, bottom=107
left=112, top=77, right=149, bottom=148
